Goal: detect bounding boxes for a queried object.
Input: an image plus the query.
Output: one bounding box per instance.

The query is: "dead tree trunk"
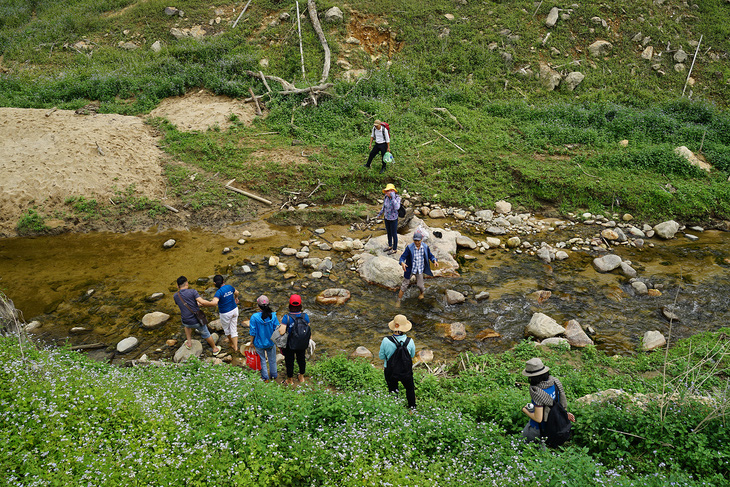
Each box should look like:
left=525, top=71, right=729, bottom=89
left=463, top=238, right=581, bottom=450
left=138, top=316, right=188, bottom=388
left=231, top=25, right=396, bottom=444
left=307, top=0, right=331, bottom=85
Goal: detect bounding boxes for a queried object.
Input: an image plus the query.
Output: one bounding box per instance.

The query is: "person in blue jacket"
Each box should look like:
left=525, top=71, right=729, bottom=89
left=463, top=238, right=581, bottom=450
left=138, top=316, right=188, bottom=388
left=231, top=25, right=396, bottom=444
left=397, top=230, right=438, bottom=306
left=249, top=295, right=279, bottom=382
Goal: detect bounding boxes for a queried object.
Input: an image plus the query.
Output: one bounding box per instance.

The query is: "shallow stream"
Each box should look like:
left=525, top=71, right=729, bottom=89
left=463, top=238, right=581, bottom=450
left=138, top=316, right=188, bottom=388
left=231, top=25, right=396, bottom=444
left=1, top=214, right=729, bottom=364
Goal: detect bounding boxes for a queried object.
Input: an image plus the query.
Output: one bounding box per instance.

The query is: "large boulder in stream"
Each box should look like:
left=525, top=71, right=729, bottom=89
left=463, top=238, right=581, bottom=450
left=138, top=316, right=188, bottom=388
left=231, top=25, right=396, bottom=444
left=525, top=313, right=564, bottom=339
left=316, top=288, right=351, bottom=305
left=355, top=218, right=460, bottom=289
left=593, top=254, right=622, bottom=272
left=653, top=220, right=680, bottom=239
left=564, top=319, right=594, bottom=347
left=142, top=311, right=170, bottom=329
left=174, top=340, right=203, bottom=362
left=117, top=337, right=138, bottom=354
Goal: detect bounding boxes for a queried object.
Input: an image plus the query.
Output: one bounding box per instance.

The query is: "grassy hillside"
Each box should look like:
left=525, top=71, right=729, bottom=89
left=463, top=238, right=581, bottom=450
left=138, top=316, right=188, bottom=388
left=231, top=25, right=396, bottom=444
left=2, top=328, right=729, bottom=485
left=2, top=0, right=730, bottom=230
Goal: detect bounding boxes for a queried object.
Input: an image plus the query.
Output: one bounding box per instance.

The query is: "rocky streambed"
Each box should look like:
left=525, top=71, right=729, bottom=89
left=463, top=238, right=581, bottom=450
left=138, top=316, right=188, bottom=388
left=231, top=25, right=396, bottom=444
left=2, top=198, right=729, bottom=367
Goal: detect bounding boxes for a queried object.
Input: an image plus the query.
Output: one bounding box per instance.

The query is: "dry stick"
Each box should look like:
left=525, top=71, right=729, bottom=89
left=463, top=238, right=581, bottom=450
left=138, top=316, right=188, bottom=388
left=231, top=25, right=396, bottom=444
left=224, top=181, right=272, bottom=205
left=45, top=107, right=57, bottom=117
left=433, top=107, right=464, bottom=129
left=682, top=34, right=702, bottom=97
left=258, top=71, right=272, bottom=93
left=253, top=131, right=279, bottom=136
left=70, top=343, right=106, bottom=351
left=308, top=179, right=323, bottom=197
left=232, top=0, right=253, bottom=29
left=162, top=204, right=179, bottom=213
left=296, top=1, right=306, bottom=81
left=244, top=70, right=295, bottom=91
left=341, top=193, right=347, bottom=205
left=248, top=87, right=263, bottom=116
left=532, top=0, right=544, bottom=18
left=606, top=428, right=675, bottom=448
left=419, top=139, right=436, bottom=147
left=95, top=141, right=105, bottom=156
left=433, top=129, right=466, bottom=153
left=699, top=129, right=707, bottom=153
left=576, top=163, right=600, bottom=179
left=307, top=0, right=331, bottom=85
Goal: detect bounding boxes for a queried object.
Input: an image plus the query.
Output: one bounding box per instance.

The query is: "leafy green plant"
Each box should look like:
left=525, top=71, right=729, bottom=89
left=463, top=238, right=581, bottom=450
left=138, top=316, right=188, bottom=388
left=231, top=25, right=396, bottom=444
left=16, top=208, right=48, bottom=234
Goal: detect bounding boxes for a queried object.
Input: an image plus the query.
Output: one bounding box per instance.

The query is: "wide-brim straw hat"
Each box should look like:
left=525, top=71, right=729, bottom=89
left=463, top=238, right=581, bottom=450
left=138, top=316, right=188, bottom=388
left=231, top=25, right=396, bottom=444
left=383, top=183, right=397, bottom=193
left=388, top=314, right=412, bottom=332
left=522, top=358, right=550, bottom=377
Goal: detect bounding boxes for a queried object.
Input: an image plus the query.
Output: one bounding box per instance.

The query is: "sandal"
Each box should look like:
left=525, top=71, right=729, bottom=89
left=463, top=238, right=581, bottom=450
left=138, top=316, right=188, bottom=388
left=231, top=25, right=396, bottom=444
left=213, top=347, right=223, bottom=356
left=184, top=342, right=192, bottom=350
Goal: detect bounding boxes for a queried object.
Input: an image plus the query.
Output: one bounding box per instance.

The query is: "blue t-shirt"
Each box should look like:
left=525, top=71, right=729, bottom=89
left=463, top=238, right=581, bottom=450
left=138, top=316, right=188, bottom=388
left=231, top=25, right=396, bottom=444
left=530, top=384, right=557, bottom=428
left=214, top=284, right=237, bottom=313
left=281, top=312, right=310, bottom=333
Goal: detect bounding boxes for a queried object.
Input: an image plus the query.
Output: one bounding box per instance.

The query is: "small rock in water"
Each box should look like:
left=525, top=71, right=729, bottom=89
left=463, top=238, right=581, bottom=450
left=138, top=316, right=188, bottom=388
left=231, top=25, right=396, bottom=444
left=445, top=290, right=465, bottom=305
left=417, top=350, right=434, bottom=362
left=475, top=328, right=500, bottom=340
left=268, top=256, right=280, bottom=266
left=142, top=311, right=171, bottom=329
left=166, top=339, right=178, bottom=347
left=241, top=230, right=252, bottom=238
left=222, top=247, right=231, bottom=254
left=642, top=330, right=666, bottom=351
left=311, top=271, right=323, bottom=279
left=117, top=337, right=138, bottom=354
left=146, top=292, right=165, bottom=302
left=315, top=228, right=325, bottom=234
left=447, top=322, right=467, bottom=340
left=238, top=239, right=246, bottom=245
left=352, top=346, right=372, bottom=359
left=475, top=291, right=490, bottom=301
left=242, top=265, right=252, bottom=273
left=163, top=239, right=176, bottom=249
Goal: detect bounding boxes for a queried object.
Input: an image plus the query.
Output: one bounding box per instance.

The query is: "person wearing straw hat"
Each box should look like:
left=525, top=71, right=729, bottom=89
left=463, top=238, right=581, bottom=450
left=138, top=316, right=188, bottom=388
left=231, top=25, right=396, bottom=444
left=376, top=183, right=401, bottom=255
left=364, top=119, right=390, bottom=174
left=397, top=230, right=439, bottom=306
left=520, top=358, right=575, bottom=442
left=378, top=314, right=417, bottom=409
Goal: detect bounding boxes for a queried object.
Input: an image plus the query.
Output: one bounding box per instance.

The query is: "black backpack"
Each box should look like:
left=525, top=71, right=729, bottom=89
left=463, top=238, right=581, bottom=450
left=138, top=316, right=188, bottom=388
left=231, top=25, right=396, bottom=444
left=386, top=336, right=413, bottom=381
left=539, top=390, right=572, bottom=448
left=287, top=314, right=311, bottom=351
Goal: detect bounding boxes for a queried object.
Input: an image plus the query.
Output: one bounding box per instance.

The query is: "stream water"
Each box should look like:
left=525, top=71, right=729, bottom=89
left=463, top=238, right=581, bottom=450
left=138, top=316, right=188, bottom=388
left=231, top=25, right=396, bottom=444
left=1, top=215, right=729, bottom=364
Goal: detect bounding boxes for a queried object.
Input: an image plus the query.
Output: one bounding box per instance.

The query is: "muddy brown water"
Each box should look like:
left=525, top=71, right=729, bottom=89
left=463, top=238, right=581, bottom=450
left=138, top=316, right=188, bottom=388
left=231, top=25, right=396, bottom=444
left=1, top=216, right=729, bottom=364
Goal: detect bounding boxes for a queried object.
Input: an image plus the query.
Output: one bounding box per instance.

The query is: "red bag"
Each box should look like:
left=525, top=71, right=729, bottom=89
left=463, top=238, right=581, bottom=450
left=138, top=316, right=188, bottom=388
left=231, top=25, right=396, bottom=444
left=245, top=350, right=261, bottom=370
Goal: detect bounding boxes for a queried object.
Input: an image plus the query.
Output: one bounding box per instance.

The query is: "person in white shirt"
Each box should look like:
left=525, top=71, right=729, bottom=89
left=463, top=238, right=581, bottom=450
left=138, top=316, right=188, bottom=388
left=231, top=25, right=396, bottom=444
left=365, top=119, right=391, bottom=174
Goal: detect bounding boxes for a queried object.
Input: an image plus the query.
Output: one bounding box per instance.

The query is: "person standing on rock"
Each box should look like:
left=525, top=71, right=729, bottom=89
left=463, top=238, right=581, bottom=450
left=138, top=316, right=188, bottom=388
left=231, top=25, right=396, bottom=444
left=206, top=274, right=240, bottom=354
left=249, top=295, right=279, bottom=383
left=520, top=358, right=575, bottom=443
left=378, top=314, right=416, bottom=410
left=173, top=276, right=223, bottom=356
left=364, top=119, right=390, bottom=174
left=279, top=294, right=310, bottom=385
left=376, top=183, right=401, bottom=255
left=397, top=230, right=438, bottom=306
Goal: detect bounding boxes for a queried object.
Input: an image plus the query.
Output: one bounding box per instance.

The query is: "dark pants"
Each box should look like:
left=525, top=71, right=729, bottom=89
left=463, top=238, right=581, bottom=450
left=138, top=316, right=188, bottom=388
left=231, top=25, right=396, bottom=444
left=283, top=347, right=306, bottom=377
left=384, top=369, right=416, bottom=409
left=366, top=143, right=388, bottom=168
left=385, top=218, right=398, bottom=250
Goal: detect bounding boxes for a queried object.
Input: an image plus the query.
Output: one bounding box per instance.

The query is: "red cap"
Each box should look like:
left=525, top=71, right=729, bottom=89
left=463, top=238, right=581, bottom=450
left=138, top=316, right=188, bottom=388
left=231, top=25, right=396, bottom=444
left=289, top=294, right=302, bottom=307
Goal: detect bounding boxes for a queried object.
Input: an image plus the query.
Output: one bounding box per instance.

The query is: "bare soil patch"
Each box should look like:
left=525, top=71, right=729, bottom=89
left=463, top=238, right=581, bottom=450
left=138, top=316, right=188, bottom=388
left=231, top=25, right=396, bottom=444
left=149, top=89, right=258, bottom=132
left=0, top=107, right=166, bottom=235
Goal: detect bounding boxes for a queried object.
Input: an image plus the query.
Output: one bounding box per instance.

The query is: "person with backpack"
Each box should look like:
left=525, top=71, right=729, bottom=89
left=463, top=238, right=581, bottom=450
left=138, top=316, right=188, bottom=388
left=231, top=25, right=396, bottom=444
left=279, top=294, right=311, bottom=385
left=521, top=358, right=576, bottom=445
left=364, top=119, right=391, bottom=174
left=378, top=314, right=416, bottom=409
left=376, top=183, right=402, bottom=255
left=397, top=230, right=439, bottom=306
left=248, top=295, right=279, bottom=382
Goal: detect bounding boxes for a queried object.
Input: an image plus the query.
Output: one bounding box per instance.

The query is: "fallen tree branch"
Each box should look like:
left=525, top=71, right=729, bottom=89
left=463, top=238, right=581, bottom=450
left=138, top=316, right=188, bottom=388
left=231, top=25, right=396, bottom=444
left=225, top=179, right=272, bottom=205
left=232, top=0, right=253, bottom=29
left=162, top=204, right=179, bottom=213
left=70, top=343, right=106, bottom=351
left=248, top=87, right=263, bottom=116
left=279, top=82, right=334, bottom=95
left=433, top=129, right=466, bottom=153
left=245, top=70, right=295, bottom=91
left=307, top=0, right=331, bottom=84
left=308, top=179, right=323, bottom=197
left=433, top=108, right=464, bottom=129
left=296, top=1, right=306, bottom=81
left=576, top=163, right=600, bottom=180
left=258, top=70, right=272, bottom=93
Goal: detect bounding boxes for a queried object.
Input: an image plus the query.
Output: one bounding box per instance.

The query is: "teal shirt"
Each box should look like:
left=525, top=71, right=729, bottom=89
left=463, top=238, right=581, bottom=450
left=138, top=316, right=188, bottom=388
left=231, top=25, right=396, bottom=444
left=378, top=334, right=415, bottom=367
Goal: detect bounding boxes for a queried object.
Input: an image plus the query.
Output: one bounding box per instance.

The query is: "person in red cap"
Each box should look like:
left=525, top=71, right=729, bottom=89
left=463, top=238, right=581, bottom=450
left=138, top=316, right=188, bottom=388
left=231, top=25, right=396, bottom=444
left=278, top=294, right=311, bottom=385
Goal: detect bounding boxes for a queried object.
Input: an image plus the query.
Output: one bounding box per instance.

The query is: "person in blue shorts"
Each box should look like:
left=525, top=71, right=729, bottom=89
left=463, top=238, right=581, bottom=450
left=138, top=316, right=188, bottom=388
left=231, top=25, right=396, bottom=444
left=173, top=276, right=222, bottom=356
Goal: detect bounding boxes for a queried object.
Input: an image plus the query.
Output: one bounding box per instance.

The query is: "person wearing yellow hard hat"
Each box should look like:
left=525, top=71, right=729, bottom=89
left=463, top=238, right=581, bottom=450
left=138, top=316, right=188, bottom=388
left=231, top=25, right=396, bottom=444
left=376, top=183, right=401, bottom=254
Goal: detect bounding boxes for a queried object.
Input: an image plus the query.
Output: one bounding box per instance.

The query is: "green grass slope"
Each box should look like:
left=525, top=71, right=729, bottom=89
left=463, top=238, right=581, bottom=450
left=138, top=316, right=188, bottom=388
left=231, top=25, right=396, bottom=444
left=2, top=330, right=729, bottom=486
left=2, top=0, right=730, bottom=229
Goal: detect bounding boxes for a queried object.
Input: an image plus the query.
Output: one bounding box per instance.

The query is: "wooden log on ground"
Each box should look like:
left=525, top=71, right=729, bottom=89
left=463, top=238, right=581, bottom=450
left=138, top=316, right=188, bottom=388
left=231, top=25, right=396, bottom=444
left=162, top=204, right=179, bottom=213
left=225, top=182, right=272, bottom=205
left=307, top=0, right=331, bottom=84
left=71, top=343, right=106, bottom=351
left=248, top=87, right=263, bottom=116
